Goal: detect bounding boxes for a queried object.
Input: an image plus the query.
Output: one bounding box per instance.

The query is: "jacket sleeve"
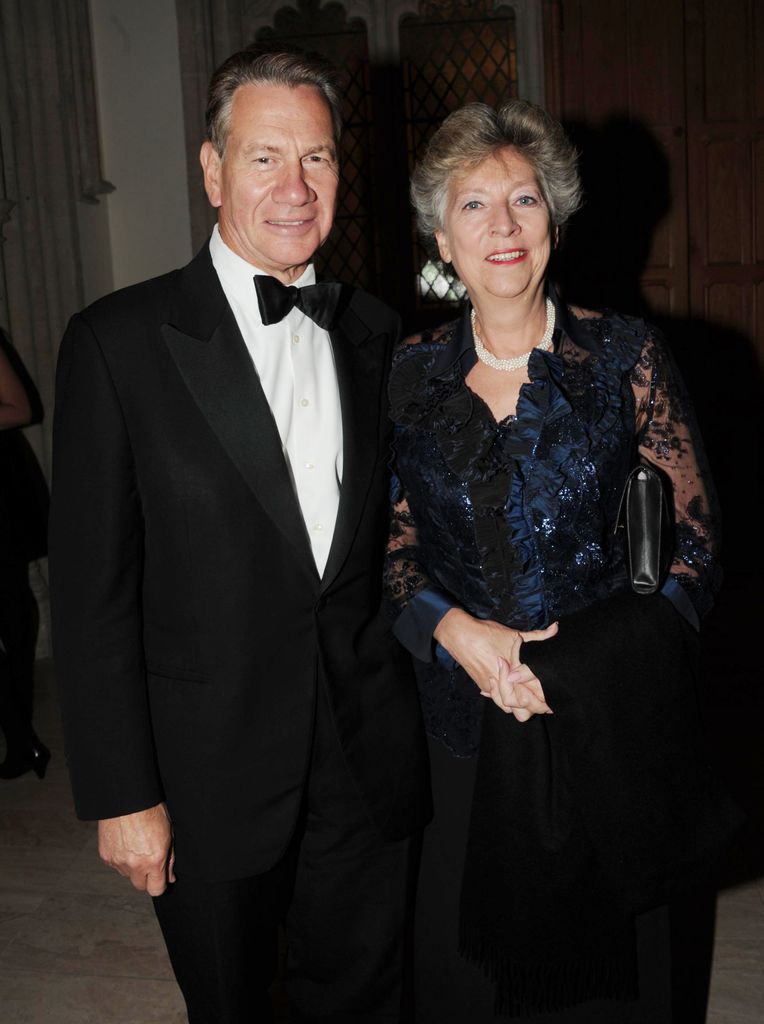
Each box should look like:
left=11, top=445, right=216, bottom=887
left=49, top=313, right=163, bottom=820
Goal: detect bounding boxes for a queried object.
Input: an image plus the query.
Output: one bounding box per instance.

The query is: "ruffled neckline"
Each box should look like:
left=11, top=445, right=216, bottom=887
left=389, top=303, right=574, bottom=473
left=390, top=296, right=647, bottom=445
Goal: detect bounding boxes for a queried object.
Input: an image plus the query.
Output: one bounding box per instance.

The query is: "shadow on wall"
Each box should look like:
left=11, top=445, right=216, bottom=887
left=554, top=118, right=672, bottom=319
left=553, top=117, right=763, bottom=579
left=553, top=117, right=764, bottom=1024
left=554, top=114, right=764, bottom=867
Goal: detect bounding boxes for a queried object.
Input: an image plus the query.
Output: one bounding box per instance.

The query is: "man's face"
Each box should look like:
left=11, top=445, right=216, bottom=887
left=200, top=83, right=339, bottom=284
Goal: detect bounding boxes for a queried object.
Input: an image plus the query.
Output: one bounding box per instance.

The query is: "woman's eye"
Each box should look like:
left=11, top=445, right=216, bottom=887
left=516, top=195, right=538, bottom=206
left=463, top=200, right=482, bottom=210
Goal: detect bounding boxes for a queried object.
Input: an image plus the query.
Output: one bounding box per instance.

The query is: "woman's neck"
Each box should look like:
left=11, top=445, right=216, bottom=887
left=471, top=287, right=548, bottom=359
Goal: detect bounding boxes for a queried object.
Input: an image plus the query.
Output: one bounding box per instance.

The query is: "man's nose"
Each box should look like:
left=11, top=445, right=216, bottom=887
left=272, top=162, right=314, bottom=205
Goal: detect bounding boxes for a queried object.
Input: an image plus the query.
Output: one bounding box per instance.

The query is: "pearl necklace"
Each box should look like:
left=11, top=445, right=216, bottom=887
left=471, top=297, right=555, bottom=372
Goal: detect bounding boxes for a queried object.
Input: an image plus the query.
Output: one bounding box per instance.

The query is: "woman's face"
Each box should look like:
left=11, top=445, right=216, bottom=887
left=435, top=146, right=554, bottom=307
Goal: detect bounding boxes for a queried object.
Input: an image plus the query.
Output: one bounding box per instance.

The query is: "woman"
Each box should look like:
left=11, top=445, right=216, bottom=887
left=0, top=342, right=49, bottom=780
left=385, top=101, right=737, bottom=1021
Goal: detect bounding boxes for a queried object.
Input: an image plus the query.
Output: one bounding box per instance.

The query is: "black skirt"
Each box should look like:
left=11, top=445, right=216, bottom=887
left=413, top=733, right=674, bottom=1023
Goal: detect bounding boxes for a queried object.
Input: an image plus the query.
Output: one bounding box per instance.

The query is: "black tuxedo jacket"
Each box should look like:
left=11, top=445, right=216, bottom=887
left=50, top=245, right=430, bottom=880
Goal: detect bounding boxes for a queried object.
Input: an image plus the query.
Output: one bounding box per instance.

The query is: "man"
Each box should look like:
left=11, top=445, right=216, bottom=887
left=50, top=48, right=430, bottom=1023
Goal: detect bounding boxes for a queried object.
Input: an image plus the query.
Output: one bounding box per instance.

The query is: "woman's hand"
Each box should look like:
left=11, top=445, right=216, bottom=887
left=433, top=608, right=557, bottom=721
left=488, top=657, right=551, bottom=721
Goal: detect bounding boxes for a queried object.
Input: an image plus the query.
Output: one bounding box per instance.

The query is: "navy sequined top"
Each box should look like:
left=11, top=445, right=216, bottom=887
left=384, top=289, right=721, bottom=757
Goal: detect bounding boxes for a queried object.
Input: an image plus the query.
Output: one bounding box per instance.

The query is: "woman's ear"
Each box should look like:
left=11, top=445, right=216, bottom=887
left=435, top=229, right=452, bottom=264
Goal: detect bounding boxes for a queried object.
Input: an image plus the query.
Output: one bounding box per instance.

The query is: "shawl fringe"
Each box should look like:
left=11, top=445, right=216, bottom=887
left=458, top=926, right=638, bottom=1017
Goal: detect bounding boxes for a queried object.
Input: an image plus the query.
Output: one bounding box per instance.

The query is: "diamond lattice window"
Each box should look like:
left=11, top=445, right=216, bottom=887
left=400, top=1, right=518, bottom=311
left=253, top=1, right=519, bottom=320
left=255, top=1, right=374, bottom=290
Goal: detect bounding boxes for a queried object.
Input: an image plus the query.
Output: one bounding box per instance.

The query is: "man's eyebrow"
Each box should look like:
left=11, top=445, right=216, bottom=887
left=239, top=141, right=337, bottom=160
left=304, top=144, right=337, bottom=159
left=241, top=142, right=281, bottom=156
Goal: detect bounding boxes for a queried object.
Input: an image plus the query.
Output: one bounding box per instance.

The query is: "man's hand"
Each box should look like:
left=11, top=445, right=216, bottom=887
left=98, top=802, right=175, bottom=896
left=434, top=609, right=556, bottom=721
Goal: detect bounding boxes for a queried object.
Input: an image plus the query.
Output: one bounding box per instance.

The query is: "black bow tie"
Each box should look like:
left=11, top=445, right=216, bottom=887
left=254, top=275, right=342, bottom=331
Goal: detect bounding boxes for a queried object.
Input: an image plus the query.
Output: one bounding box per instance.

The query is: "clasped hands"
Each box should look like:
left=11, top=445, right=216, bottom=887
left=433, top=608, right=557, bottom=722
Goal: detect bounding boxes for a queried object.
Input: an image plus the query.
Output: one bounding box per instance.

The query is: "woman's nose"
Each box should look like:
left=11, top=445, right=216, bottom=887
left=490, top=205, right=519, bottom=236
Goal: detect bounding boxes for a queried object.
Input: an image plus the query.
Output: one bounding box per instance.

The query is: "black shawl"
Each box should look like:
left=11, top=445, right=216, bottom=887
left=459, top=592, right=742, bottom=1017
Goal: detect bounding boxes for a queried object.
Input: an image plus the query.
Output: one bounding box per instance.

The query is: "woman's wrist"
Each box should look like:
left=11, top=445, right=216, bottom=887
left=433, top=607, right=473, bottom=653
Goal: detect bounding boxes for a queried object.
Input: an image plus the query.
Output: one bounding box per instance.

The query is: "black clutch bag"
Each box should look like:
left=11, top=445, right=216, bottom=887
left=615, top=462, right=673, bottom=595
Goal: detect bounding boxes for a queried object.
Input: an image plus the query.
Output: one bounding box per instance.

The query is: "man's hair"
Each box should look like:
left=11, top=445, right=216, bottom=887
left=411, top=99, right=582, bottom=236
left=206, top=46, right=343, bottom=157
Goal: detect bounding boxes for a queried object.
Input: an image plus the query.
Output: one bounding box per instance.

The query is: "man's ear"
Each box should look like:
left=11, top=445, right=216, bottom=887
left=435, top=229, right=451, bottom=265
left=200, top=142, right=223, bottom=208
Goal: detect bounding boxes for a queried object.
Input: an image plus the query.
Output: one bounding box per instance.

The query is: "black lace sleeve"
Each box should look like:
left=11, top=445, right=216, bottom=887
left=384, top=329, right=441, bottom=621
left=631, top=329, right=722, bottom=618
left=383, top=475, right=431, bottom=620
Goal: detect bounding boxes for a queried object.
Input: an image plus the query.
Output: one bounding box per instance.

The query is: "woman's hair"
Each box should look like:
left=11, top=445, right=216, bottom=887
left=206, top=46, right=343, bottom=157
left=410, top=100, right=582, bottom=236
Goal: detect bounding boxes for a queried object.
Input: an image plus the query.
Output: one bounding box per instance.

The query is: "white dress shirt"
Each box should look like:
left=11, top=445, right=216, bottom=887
left=209, top=225, right=343, bottom=576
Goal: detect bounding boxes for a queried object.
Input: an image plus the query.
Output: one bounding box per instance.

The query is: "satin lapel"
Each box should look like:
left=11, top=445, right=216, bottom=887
left=321, top=305, right=385, bottom=592
left=162, top=253, right=317, bottom=580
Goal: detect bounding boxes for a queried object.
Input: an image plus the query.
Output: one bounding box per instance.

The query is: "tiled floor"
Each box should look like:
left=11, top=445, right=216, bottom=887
left=1, top=574, right=762, bottom=1022
left=694, top=573, right=764, bottom=1024
left=0, top=659, right=185, bottom=1023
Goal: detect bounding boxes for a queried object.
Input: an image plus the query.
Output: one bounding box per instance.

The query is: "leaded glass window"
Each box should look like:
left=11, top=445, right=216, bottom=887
left=255, top=1, right=375, bottom=290
left=400, top=2, right=518, bottom=312
left=253, top=1, right=520, bottom=325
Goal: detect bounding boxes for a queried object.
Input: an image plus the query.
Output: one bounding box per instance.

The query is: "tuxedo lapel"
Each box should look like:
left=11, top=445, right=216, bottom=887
left=321, top=303, right=385, bottom=592
left=162, top=249, right=318, bottom=581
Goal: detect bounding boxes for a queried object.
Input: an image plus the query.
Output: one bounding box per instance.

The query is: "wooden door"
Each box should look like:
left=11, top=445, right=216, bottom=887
left=547, top=0, right=688, bottom=319
left=550, top=0, right=763, bottom=571
left=685, top=0, right=764, bottom=368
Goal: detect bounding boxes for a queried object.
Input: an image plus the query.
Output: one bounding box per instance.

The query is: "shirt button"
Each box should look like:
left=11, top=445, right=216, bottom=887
left=300, top=398, right=309, bottom=408
left=305, top=462, right=315, bottom=470
left=313, top=523, right=323, bottom=532
left=292, top=334, right=300, bottom=344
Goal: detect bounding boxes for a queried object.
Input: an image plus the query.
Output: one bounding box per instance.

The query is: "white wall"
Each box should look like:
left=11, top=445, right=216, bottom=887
left=87, top=0, right=193, bottom=296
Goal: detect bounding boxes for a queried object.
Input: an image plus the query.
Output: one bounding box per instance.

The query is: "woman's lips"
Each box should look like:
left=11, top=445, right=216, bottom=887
left=486, top=249, right=528, bottom=263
